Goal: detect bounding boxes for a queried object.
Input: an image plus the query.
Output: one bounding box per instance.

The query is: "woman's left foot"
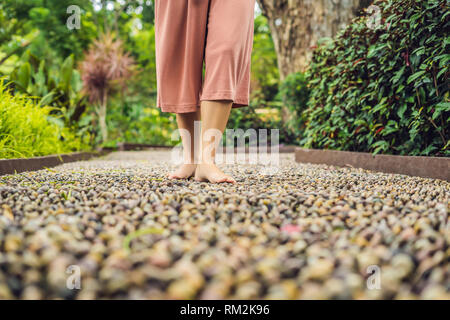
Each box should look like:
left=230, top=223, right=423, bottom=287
left=168, top=164, right=197, bottom=180
left=194, top=163, right=236, bottom=184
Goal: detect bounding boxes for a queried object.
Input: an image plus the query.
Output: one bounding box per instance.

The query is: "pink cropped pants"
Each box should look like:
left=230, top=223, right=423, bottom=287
left=155, top=0, right=256, bottom=113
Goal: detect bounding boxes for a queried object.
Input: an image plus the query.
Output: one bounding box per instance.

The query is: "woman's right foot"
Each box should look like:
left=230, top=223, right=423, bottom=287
left=168, top=164, right=197, bottom=180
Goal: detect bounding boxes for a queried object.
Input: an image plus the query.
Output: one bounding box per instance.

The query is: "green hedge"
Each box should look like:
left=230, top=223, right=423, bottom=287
left=302, top=0, right=449, bottom=156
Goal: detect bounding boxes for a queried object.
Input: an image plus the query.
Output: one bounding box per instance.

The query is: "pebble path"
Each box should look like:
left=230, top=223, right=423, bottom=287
left=0, top=150, right=448, bottom=299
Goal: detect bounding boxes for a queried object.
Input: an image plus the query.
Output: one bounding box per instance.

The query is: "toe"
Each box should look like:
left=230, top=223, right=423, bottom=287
left=169, top=172, right=185, bottom=180
left=226, top=177, right=236, bottom=184
left=215, top=175, right=236, bottom=184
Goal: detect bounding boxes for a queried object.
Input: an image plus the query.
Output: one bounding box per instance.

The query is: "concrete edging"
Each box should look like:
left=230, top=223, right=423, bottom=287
left=0, top=150, right=110, bottom=176
left=295, top=148, right=450, bottom=181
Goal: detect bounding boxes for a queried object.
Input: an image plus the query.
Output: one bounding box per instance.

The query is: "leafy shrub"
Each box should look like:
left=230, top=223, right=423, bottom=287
left=302, top=0, right=449, bottom=156
left=277, top=72, right=310, bottom=141
left=9, top=50, right=87, bottom=125
left=0, top=81, right=89, bottom=159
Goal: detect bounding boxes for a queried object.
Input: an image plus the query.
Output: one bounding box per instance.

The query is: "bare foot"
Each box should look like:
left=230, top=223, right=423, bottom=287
left=168, top=164, right=197, bottom=180
left=194, top=163, right=236, bottom=184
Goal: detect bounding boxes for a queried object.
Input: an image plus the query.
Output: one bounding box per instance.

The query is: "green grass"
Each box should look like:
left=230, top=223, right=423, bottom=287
left=123, top=227, right=165, bottom=253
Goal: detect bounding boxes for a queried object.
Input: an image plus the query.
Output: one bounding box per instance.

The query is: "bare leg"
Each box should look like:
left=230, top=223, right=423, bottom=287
left=168, top=110, right=200, bottom=179
left=195, top=100, right=236, bottom=184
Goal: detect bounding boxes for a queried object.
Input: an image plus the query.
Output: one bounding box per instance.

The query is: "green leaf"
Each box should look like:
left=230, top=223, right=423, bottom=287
left=59, top=54, right=74, bottom=93
left=432, top=102, right=450, bottom=120
left=38, top=91, right=56, bottom=108
left=17, top=62, right=31, bottom=91
left=407, top=70, right=426, bottom=84
left=371, top=140, right=389, bottom=155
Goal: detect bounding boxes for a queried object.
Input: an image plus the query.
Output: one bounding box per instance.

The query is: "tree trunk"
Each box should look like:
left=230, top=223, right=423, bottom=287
left=257, top=0, right=372, bottom=79
left=97, top=90, right=108, bottom=143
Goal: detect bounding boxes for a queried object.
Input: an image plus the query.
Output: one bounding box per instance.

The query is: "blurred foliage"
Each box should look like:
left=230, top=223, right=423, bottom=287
left=28, top=0, right=97, bottom=59
left=126, top=25, right=157, bottom=101
left=0, top=0, right=167, bottom=152
left=0, top=80, right=89, bottom=159
left=302, top=0, right=449, bottom=156
left=0, top=0, right=96, bottom=60
left=2, top=0, right=446, bottom=157
left=107, top=99, right=177, bottom=147
left=276, top=72, right=310, bottom=142
left=250, top=15, right=279, bottom=102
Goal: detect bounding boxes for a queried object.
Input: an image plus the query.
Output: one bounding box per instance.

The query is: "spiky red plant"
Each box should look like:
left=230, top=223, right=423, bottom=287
left=80, top=33, right=135, bottom=142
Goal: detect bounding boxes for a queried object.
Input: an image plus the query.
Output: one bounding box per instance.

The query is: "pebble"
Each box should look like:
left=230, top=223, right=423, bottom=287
left=0, top=150, right=448, bottom=299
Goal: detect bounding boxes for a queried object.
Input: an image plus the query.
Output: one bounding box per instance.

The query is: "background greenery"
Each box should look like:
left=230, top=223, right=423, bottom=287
left=0, top=0, right=448, bottom=158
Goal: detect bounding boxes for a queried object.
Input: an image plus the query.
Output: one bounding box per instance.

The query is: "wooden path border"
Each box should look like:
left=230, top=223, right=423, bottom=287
left=0, top=150, right=110, bottom=176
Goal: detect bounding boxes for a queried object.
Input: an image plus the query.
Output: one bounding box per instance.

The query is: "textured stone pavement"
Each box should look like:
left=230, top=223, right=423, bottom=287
left=0, top=150, right=448, bottom=299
